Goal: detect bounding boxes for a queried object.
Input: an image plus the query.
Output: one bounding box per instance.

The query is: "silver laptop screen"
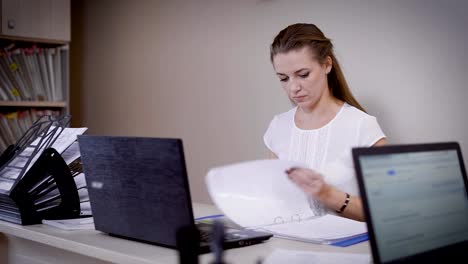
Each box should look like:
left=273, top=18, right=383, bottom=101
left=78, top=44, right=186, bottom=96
left=359, top=149, right=468, bottom=262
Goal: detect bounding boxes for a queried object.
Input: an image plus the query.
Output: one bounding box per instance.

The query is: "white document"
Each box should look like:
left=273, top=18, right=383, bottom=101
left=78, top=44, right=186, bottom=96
left=0, top=180, right=14, bottom=192
left=262, top=215, right=366, bottom=242
left=79, top=201, right=92, bottom=215
left=61, top=141, right=81, bottom=165
left=263, top=249, right=371, bottom=264
left=42, top=217, right=94, bottom=230
left=77, top=187, right=88, bottom=201
left=73, top=172, right=87, bottom=189
left=205, top=159, right=367, bottom=244
left=24, top=127, right=88, bottom=174
left=51, top=127, right=88, bottom=154
left=0, top=167, right=22, bottom=180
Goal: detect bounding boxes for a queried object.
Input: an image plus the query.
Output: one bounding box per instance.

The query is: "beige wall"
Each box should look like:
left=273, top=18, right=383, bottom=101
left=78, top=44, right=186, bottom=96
left=71, top=0, right=468, bottom=203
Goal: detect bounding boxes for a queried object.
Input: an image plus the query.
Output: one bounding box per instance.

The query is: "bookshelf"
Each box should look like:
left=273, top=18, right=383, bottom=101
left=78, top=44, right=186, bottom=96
left=0, top=0, right=70, bottom=153
left=0, top=100, right=67, bottom=108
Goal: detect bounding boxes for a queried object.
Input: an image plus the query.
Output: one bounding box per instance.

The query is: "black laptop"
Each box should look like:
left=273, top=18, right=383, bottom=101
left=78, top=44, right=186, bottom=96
left=77, top=135, right=272, bottom=253
left=352, top=142, right=468, bottom=263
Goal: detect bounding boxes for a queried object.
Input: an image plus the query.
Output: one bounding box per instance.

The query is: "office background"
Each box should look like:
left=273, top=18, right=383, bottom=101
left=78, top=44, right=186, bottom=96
left=70, top=0, right=468, bottom=204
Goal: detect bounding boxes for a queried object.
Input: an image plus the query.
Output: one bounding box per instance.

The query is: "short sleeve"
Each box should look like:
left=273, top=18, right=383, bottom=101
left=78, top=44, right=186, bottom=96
left=358, top=116, right=386, bottom=146
left=263, top=116, right=278, bottom=152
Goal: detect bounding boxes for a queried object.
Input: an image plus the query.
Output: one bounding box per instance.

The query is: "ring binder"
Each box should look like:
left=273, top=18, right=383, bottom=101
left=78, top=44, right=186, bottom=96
left=273, top=216, right=284, bottom=225
left=291, top=214, right=301, bottom=223
left=0, top=115, right=82, bottom=225
left=206, top=159, right=368, bottom=246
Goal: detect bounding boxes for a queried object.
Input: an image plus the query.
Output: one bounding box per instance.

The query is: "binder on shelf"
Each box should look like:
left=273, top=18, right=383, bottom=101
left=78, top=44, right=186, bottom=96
left=27, top=46, right=47, bottom=101
left=53, top=47, right=63, bottom=101
left=0, top=114, right=82, bottom=225
left=0, top=42, right=69, bottom=103
left=45, top=48, right=56, bottom=101
left=37, top=48, right=52, bottom=101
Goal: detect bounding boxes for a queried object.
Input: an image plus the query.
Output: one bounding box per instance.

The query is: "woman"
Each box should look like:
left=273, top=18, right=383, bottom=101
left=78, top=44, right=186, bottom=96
left=264, top=23, right=386, bottom=222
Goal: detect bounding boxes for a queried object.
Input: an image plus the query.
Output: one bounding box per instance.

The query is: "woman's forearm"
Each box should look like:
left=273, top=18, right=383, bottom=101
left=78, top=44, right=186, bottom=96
left=317, top=185, right=365, bottom=222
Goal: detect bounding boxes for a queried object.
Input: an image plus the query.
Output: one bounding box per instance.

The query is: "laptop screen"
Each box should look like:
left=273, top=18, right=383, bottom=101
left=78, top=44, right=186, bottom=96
left=78, top=136, right=195, bottom=247
left=354, top=143, right=468, bottom=263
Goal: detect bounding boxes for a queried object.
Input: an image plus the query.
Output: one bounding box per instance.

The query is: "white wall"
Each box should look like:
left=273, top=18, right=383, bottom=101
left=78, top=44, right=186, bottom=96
left=74, top=0, right=468, bottom=203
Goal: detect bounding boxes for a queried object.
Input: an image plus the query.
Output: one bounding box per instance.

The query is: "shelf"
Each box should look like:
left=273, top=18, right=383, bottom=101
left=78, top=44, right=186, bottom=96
left=0, top=101, right=67, bottom=108
left=0, top=35, right=68, bottom=45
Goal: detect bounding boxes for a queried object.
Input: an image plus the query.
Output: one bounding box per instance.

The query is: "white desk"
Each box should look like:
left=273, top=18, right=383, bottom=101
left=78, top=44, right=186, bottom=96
left=0, top=203, right=371, bottom=264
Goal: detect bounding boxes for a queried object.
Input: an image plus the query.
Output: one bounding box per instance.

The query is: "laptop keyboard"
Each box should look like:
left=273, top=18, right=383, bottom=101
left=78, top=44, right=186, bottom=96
left=196, top=223, right=239, bottom=243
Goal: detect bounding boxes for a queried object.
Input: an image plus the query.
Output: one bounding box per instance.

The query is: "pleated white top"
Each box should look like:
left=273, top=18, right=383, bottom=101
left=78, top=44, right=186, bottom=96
left=264, top=103, right=386, bottom=197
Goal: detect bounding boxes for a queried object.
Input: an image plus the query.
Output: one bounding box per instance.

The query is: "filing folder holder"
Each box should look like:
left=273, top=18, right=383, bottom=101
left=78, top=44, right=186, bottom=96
left=0, top=115, right=80, bottom=225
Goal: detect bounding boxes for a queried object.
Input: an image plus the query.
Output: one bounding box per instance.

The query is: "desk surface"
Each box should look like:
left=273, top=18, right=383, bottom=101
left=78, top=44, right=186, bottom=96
left=0, top=203, right=371, bottom=264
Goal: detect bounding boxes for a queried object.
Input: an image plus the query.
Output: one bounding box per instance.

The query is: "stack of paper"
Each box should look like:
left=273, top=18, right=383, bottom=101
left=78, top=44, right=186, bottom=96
left=0, top=127, right=89, bottom=224
left=205, top=159, right=367, bottom=245
left=42, top=217, right=94, bottom=230
left=61, top=140, right=91, bottom=216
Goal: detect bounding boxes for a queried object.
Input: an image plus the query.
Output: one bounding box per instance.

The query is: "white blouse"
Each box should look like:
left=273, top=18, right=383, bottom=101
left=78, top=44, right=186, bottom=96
left=264, top=103, right=386, bottom=197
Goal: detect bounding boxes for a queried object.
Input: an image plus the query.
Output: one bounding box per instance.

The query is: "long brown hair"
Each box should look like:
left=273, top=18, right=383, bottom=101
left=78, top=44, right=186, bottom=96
left=270, top=23, right=365, bottom=112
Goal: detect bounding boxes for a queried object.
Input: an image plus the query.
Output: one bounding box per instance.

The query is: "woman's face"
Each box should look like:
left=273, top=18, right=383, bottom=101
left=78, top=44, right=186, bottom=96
left=273, top=47, right=331, bottom=110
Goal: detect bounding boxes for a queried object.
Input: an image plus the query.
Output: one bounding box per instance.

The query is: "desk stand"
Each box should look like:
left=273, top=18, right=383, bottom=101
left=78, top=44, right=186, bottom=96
left=0, top=115, right=80, bottom=225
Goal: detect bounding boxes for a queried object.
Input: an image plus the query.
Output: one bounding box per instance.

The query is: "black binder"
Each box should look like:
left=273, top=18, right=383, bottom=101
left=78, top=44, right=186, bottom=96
left=0, top=115, right=81, bottom=225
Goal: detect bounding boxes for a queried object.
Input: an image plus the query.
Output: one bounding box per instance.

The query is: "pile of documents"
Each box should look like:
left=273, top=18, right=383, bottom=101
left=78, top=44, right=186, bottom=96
left=0, top=125, right=90, bottom=224
left=42, top=216, right=94, bottom=230
left=0, top=45, right=68, bottom=102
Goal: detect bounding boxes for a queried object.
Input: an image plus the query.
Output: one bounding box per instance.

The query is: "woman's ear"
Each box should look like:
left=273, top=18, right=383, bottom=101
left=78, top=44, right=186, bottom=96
left=325, top=56, right=333, bottom=74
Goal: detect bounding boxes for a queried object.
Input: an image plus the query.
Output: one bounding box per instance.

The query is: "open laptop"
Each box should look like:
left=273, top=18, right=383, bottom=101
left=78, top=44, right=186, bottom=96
left=352, top=142, right=468, bottom=263
left=77, top=135, right=272, bottom=253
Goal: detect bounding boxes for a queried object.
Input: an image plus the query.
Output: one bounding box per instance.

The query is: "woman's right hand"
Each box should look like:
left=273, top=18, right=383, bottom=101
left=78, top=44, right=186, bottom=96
left=286, top=167, right=331, bottom=201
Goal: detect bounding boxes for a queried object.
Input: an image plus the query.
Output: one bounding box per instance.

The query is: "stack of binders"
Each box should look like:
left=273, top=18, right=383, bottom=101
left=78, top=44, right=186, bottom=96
left=0, top=115, right=85, bottom=225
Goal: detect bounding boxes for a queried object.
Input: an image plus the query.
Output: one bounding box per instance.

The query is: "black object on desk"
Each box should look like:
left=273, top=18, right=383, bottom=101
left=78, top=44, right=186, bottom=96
left=0, top=115, right=81, bottom=225
left=353, top=142, right=468, bottom=263
left=210, top=220, right=225, bottom=264
left=177, top=221, right=227, bottom=264
left=8, top=147, right=81, bottom=224
left=177, top=224, right=201, bottom=264
left=78, top=135, right=273, bottom=253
